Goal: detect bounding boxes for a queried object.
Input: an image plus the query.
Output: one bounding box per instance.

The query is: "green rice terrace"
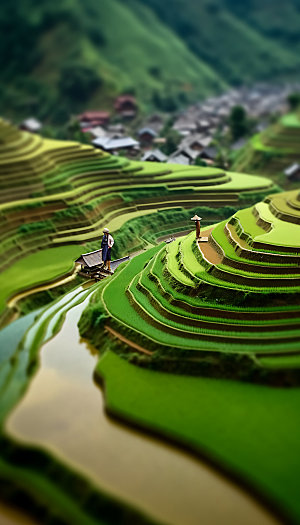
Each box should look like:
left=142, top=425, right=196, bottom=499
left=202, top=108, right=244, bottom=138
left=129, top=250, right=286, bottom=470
left=233, top=111, right=300, bottom=189
left=1, top=117, right=300, bottom=525
left=0, top=117, right=277, bottom=326
left=82, top=189, right=300, bottom=383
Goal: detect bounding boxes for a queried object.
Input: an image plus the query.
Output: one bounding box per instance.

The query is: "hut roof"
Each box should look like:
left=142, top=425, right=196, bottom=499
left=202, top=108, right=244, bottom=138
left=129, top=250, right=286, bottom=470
left=141, top=149, right=167, bottom=162
left=92, top=136, right=139, bottom=150
left=75, top=249, right=102, bottom=268
left=284, top=163, right=300, bottom=178
left=20, top=118, right=42, bottom=132
left=167, top=153, right=190, bottom=165
left=138, top=127, right=157, bottom=137
left=78, top=111, right=110, bottom=122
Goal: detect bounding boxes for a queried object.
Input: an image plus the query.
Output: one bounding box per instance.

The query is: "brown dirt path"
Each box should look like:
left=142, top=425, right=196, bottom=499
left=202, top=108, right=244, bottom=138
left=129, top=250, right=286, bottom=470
left=197, top=227, right=222, bottom=265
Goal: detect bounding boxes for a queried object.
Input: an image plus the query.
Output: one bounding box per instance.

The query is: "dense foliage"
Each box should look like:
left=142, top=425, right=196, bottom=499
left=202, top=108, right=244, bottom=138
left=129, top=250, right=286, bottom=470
left=1, top=0, right=300, bottom=122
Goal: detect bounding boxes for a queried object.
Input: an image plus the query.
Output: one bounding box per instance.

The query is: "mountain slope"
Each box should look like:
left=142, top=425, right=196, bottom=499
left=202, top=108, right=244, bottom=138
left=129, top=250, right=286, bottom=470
left=224, top=0, right=300, bottom=50
left=1, top=0, right=300, bottom=123
left=138, top=0, right=300, bottom=83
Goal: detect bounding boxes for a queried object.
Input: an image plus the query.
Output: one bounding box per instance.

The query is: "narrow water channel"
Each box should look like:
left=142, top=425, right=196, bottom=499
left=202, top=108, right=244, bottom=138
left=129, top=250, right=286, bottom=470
left=6, top=299, right=280, bottom=525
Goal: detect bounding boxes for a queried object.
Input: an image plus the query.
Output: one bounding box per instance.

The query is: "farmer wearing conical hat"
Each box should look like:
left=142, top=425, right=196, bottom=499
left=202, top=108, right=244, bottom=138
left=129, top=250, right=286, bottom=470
left=101, top=227, right=114, bottom=273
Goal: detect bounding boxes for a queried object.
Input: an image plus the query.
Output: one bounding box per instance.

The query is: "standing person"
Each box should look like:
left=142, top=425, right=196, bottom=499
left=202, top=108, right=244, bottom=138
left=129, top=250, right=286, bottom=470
left=101, top=227, right=114, bottom=273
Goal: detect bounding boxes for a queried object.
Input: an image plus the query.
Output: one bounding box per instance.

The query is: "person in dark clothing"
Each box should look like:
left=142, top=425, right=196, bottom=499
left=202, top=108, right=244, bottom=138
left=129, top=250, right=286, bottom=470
left=101, top=227, right=114, bottom=272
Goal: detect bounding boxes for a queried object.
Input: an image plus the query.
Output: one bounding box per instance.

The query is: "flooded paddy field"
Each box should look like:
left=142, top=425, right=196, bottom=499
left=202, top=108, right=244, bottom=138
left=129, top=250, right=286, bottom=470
left=5, top=296, right=279, bottom=525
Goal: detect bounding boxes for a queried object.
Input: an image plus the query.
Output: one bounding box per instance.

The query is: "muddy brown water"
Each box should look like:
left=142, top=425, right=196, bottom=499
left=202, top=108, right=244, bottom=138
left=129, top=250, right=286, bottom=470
left=6, top=299, right=280, bottom=525
left=0, top=502, right=38, bottom=525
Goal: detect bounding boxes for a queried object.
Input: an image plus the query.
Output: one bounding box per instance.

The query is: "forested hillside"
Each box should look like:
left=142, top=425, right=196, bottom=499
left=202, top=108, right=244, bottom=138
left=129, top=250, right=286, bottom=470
left=138, top=0, right=300, bottom=82
left=1, top=0, right=300, bottom=123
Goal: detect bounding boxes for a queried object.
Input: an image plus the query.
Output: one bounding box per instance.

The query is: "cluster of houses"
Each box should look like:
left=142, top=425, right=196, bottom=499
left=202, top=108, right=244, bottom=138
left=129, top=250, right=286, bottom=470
left=84, top=111, right=218, bottom=165
left=76, top=93, right=219, bottom=164
left=19, top=83, right=300, bottom=172
left=168, top=83, right=296, bottom=160
left=84, top=83, right=299, bottom=167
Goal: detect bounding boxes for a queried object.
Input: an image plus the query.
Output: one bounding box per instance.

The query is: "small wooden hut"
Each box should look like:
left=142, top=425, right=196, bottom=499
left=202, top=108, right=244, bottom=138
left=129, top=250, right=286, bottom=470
left=75, top=251, right=130, bottom=280
left=75, top=249, right=103, bottom=278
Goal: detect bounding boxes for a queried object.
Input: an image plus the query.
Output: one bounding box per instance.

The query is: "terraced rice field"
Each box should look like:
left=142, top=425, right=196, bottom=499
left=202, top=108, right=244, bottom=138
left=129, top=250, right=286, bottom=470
left=0, top=118, right=277, bottom=326
left=232, top=111, right=300, bottom=187
left=1, top=117, right=300, bottom=524
left=76, top=188, right=300, bottom=523
left=86, top=189, right=300, bottom=380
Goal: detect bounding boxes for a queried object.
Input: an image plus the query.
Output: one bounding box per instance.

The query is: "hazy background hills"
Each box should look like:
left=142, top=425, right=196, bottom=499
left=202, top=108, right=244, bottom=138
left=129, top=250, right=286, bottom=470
left=1, top=0, right=300, bottom=123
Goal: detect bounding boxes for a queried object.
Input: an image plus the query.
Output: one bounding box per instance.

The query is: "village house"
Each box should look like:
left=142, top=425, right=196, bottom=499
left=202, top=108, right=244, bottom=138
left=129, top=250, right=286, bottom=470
left=284, top=163, right=300, bottom=181
left=20, top=117, right=42, bottom=133
left=179, top=134, right=212, bottom=152
left=141, top=149, right=167, bottom=162
left=175, top=147, right=200, bottom=163
left=86, top=126, right=106, bottom=139
left=114, top=95, right=138, bottom=118
left=153, top=137, right=166, bottom=146
left=78, top=111, right=110, bottom=129
left=173, top=116, right=198, bottom=135
left=86, top=123, right=125, bottom=141
left=167, top=153, right=190, bottom=165
left=141, top=113, right=165, bottom=135
left=138, top=127, right=158, bottom=146
left=199, top=146, right=218, bottom=163
left=216, top=107, right=231, bottom=118
left=197, top=119, right=211, bottom=132
left=199, top=105, right=216, bottom=117
left=106, top=123, right=125, bottom=135
left=92, top=136, right=140, bottom=155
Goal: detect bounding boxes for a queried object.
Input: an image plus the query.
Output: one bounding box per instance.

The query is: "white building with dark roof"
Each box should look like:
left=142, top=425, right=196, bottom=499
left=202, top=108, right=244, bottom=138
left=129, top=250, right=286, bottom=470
left=284, top=163, right=300, bottom=180
left=167, top=153, right=190, bottom=165
left=20, top=118, right=42, bottom=133
left=141, top=149, right=167, bottom=162
left=92, top=136, right=139, bottom=152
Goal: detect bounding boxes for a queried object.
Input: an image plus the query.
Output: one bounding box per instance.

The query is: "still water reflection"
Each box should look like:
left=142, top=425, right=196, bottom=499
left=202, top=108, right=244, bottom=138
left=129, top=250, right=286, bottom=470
left=0, top=502, right=37, bottom=525
left=7, top=301, right=279, bottom=525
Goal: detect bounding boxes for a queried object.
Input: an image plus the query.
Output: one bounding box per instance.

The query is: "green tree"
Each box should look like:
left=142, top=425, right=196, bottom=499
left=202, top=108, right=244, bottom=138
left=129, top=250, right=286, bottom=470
left=195, top=157, right=208, bottom=166
left=66, top=119, right=91, bottom=144
left=287, top=92, right=300, bottom=111
left=59, top=63, right=102, bottom=102
left=152, top=91, right=178, bottom=112
left=228, top=105, right=248, bottom=141
left=161, top=129, right=181, bottom=155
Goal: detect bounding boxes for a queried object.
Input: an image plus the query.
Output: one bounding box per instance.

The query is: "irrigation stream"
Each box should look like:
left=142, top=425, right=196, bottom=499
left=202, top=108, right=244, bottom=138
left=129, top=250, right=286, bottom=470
left=6, top=290, right=279, bottom=525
